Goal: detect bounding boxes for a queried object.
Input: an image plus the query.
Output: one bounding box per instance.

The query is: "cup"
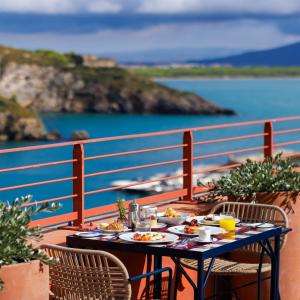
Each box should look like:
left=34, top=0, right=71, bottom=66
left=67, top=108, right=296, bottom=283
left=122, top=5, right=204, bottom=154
left=198, top=228, right=211, bottom=242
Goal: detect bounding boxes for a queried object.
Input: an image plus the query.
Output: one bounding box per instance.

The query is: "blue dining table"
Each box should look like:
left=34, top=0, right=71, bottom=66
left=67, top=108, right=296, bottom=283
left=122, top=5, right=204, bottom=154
left=67, top=226, right=291, bottom=300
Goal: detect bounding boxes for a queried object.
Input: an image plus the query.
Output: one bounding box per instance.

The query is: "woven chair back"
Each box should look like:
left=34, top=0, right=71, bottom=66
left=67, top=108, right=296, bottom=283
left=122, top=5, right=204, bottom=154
left=41, top=244, right=131, bottom=300
left=210, top=202, right=288, bottom=253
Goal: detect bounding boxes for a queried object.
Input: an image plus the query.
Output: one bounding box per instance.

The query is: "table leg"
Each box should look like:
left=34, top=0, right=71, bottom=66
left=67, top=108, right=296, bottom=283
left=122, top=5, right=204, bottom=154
left=195, top=259, right=205, bottom=300
left=154, top=255, right=162, bottom=299
left=270, top=235, right=280, bottom=300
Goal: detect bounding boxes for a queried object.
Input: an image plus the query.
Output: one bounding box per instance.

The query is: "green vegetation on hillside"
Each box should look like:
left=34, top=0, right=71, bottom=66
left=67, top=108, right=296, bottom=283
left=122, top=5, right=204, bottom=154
left=73, top=66, right=185, bottom=96
left=0, top=95, right=36, bottom=118
left=0, top=45, right=82, bottom=68
left=130, top=66, right=300, bottom=78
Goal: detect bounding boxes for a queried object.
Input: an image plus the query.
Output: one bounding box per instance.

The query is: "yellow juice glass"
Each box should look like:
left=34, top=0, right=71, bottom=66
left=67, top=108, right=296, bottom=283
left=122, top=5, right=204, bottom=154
left=219, top=218, right=236, bottom=232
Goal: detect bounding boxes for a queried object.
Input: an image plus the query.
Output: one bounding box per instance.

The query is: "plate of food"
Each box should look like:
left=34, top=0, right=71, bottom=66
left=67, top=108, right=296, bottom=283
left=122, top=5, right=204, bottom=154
left=98, top=222, right=130, bottom=233
left=168, top=224, right=226, bottom=236
left=186, top=215, right=240, bottom=226
left=157, top=208, right=189, bottom=225
left=119, top=232, right=179, bottom=244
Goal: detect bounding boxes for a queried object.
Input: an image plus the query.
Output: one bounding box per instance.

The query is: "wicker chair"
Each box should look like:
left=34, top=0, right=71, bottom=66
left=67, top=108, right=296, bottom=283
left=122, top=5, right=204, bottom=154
left=179, top=202, right=288, bottom=299
left=41, top=244, right=173, bottom=300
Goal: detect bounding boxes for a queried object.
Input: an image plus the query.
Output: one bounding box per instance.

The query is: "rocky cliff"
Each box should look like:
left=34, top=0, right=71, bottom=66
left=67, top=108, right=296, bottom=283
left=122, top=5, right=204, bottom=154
left=0, top=95, right=45, bottom=141
left=0, top=46, right=235, bottom=115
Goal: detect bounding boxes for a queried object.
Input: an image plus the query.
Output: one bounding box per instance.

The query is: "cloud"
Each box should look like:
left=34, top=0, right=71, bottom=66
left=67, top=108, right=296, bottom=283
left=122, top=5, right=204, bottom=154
left=1, top=20, right=299, bottom=55
left=1, top=0, right=300, bottom=16
left=0, top=0, right=122, bottom=14
left=138, top=0, right=300, bottom=15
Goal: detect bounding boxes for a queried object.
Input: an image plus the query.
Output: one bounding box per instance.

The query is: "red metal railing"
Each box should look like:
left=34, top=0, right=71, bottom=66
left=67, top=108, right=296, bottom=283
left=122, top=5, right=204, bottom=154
left=0, top=116, right=300, bottom=227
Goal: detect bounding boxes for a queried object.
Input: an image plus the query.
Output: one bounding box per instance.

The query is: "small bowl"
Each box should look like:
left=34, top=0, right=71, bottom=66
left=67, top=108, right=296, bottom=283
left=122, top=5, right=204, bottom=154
left=157, top=212, right=189, bottom=225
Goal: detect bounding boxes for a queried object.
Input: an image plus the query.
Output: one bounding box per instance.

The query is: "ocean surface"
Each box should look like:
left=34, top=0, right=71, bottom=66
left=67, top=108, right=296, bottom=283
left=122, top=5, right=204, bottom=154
left=1, top=78, right=300, bottom=219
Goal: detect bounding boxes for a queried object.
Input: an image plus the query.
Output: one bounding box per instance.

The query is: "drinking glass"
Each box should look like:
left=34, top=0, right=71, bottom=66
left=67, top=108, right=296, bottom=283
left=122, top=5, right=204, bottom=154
left=135, top=220, right=151, bottom=232
left=140, top=206, right=157, bottom=227
left=219, top=212, right=236, bottom=231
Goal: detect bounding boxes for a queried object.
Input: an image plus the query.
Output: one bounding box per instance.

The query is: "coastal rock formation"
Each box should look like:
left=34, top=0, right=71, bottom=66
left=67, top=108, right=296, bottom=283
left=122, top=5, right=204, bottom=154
left=71, top=130, right=90, bottom=140
left=0, top=96, right=45, bottom=141
left=0, top=46, right=235, bottom=116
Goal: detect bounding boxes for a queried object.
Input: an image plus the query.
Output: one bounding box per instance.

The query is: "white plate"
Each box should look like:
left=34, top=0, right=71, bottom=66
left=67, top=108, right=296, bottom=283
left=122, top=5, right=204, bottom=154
left=256, top=223, right=275, bottom=231
left=168, top=225, right=226, bottom=236
left=186, top=215, right=240, bottom=226
left=76, top=231, right=103, bottom=238
left=192, top=237, right=218, bottom=243
left=157, top=212, right=190, bottom=225
left=151, top=222, right=167, bottom=229
left=100, top=227, right=130, bottom=234
left=119, top=232, right=179, bottom=244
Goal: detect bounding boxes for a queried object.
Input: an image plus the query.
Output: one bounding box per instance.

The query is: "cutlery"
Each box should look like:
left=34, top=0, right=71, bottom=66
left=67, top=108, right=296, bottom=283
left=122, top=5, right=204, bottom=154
left=166, top=238, right=188, bottom=248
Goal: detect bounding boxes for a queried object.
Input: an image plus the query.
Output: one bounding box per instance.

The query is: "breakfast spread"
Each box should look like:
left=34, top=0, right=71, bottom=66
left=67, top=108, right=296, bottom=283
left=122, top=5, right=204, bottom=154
left=133, top=232, right=167, bottom=241
left=184, top=218, right=202, bottom=234
left=99, top=222, right=124, bottom=231
left=164, top=208, right=180, bottom=218
left=203, top=214, right=221, bottom=225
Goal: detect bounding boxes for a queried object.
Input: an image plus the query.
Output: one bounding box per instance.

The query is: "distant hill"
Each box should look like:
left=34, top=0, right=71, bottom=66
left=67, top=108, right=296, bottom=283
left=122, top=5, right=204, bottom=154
left=191, top=42, right=300, bottom=67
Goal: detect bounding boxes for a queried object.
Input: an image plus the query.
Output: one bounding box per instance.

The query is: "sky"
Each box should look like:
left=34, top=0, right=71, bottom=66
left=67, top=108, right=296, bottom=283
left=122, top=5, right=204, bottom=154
left=1, top=0, right=300, bottom=62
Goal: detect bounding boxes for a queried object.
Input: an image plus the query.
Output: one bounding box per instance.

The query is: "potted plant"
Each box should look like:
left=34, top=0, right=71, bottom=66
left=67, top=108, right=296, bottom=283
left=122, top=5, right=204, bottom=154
left=0, top=195, right=60, bottom=300
left=209, top=153, right=300, bottom=300
left=211, top=153, right=300, bottom=210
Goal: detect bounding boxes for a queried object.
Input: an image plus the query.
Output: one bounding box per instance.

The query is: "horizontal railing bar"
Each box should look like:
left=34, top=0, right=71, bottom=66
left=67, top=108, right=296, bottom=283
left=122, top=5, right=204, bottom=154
left=0, top=176, right=77, bottom=192
left=30, top=212, right=78, bottom=227
left=85, top=189, right=187, bottom=218
left=282, top=152, right=300, bottom=159
left=1, top=116, right=300, bottom=154
left=193, top=163, right=242, bottom=174
left=274, top=140, right=300, bottom=147
left=21, top=194, right=77, bottom=207
left=85, top=174, right=186, bottom=195
left=85, top=159, right=187, bottom=178
left=194, top=146, right=267, bottom=160
left=193, top=133, right=267, bottom=146
left=274, top=128, right=300, bottom=135
left=0, top=159, right=76, bottom=174
left=85, top=144, right=187, bottom=161
left=193, top=185, right=214, bottom=194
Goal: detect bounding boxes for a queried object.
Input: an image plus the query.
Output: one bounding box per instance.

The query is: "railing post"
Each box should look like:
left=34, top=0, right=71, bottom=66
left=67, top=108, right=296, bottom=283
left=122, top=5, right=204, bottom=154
left=183, top=130, right=193, bottom=201
left=73, top=144, right=85, bottom=227
left=264, top=121, right=273, bottom=159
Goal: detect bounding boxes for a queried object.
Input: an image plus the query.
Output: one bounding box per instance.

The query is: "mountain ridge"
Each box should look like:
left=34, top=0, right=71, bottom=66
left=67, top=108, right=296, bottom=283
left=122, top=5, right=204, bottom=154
left=190, top=42, right=300, bottom=67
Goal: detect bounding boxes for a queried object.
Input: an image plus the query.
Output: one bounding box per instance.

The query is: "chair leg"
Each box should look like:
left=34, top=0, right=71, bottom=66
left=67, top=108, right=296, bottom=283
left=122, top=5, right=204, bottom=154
left=174, top=265, right=179, bottom=300
left=213, top=275, right=217, bottom=300
left=257, top=271, right=262, bottom=300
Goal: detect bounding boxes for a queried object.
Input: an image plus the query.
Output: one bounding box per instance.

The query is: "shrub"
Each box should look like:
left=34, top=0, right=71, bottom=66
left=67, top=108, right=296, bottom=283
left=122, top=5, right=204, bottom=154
left=0, top=195, right=61, bottom=291
left=211, top=153, right=300, bottom=201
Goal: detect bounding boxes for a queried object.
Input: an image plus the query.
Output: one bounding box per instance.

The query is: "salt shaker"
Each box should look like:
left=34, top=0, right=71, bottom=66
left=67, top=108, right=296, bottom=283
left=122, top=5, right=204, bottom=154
left=128, top=199, right=139, bottom=229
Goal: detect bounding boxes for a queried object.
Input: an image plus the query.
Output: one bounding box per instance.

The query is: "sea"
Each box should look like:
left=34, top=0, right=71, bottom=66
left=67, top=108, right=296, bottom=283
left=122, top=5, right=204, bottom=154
left=1, top=78, right=300, bottom=219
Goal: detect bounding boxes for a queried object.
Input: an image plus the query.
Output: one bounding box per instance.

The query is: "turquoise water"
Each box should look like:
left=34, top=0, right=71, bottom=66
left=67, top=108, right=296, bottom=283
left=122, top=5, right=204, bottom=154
left=1, top=79, right=300, bottom=219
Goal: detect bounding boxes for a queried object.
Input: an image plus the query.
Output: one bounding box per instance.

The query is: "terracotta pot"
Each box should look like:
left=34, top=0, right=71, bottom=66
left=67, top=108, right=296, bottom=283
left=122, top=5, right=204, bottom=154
left=0, top=260, right=49, bottom=300
left=229, top=192, right=300, bottom=300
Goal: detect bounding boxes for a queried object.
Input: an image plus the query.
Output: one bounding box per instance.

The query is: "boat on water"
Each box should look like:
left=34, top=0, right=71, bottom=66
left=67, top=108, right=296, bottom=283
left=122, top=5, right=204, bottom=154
left=110, top=165, right=226, bottom=194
